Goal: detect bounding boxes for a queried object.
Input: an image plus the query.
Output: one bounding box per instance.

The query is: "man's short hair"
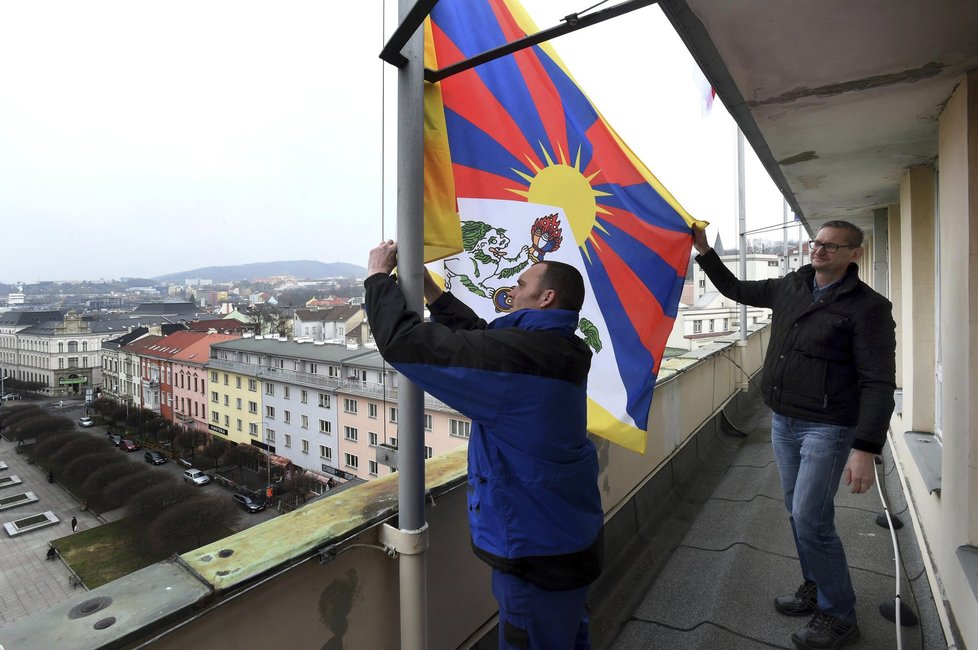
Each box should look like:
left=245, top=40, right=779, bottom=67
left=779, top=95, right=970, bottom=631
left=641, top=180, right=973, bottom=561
left=820, top=220, right=864, bottom=247
left=539, top=261, right=585, bottom=312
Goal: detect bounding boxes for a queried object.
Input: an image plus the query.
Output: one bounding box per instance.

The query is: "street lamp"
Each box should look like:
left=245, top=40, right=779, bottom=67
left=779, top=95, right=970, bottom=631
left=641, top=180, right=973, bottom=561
left=262, top=422, right=272, bottom=500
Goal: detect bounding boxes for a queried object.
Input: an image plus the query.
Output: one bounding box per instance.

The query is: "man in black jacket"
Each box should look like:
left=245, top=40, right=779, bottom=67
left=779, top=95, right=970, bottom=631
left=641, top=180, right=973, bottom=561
left=693, top=221, right=895, bottom=650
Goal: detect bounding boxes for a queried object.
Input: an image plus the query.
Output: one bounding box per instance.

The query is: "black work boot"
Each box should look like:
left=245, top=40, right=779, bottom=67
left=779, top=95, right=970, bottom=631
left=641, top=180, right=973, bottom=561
left=791, top=611, right=860, bottom=649
left=775, top=580, right=817, bottom=616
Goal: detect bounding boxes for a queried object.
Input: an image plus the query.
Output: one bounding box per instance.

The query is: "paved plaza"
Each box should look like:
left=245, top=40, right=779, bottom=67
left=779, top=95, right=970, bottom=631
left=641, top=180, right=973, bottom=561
left=0, top=400, right=100, bottom=625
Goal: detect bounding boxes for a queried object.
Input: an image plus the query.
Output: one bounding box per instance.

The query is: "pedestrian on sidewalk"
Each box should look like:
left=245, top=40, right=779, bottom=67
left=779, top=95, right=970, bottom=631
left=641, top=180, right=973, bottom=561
left=70, top=516, right=78, bottom=532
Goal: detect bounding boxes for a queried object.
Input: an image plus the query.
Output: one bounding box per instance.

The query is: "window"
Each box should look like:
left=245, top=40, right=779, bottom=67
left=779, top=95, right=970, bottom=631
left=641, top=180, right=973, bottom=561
left=212, top=411, right=219, bottom=423
left=709, top=319, right=715, bottom=333
left=223, top=415, right=229, bottom=427
left=425, top=446, right=433, bottom=459
left=344, top=453, right=359, bottom=469
left=693, top=320, right=703, bottom=334
left=211, top=371, right=218, bottom=382
left=344, top=398, right=358, bottom=414
left=283, top=386, right=290, bottom=399
left=248, top=379, right=257, bottom=391
left=344, top=426, right=358, bottom=442
left=236, top=419, right=242, bottom=432
left=249, top=423, right=259, bottom=436
left=300, top=389, right=308, bottom=403
left=224, top=395, right=229, bottom=406
left=319, top=445, right=328, bottom=459
left=698, top=278, right=706, bottom=289
left=236, top=398, right=242, bottom=410
left=248, top=401, right=258, bottom=414
left=309, top=363, right=318, bottom=374
left=321, top=445, right=332, bottom=460
left=68, top=341, right=78, bottom=353
left=266, top=405, right=275, bottom=419
left=301, top=439, right=310, bottom=453
left=389, top=436, right=397, bottom=448
left=266, top=429, right=275, bottom=442
left=319, top=393, right=330, bottom=408
left=369, top=460, right=378, bottom=476
left=284, top=410, right=291, bottom=424
left=236, top=376, right=242, bottom=389
left=319, top=419, right=332, bottom=434
left=301, top=414, right=309, bottom=429
left=284, top=434, right=292, bottom=448
left=389, top=407, right=398, bottom=423
left=450, top=419, right=471, bottom=438
left=265, top=383, right=274, bottom=396
left=369, top=431, right=379, bottom=446
left=368, top=403, right=378, bottom=419
left=224, top=373, right=229, bottom=385
left=211, top=391, right=218, bottom=403
left=723, top=318, right=729, bottom=331
left=424, top=414, right=432, bottom=431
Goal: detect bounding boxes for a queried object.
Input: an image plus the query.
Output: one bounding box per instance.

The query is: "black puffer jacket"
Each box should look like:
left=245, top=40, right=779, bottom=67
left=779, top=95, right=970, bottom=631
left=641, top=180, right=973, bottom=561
left=696, top=250, right=896, bottom=454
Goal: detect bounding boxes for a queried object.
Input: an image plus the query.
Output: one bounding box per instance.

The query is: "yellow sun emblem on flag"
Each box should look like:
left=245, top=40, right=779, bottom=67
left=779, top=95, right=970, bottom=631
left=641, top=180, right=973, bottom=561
left=508, top=144, right=612, bottom=260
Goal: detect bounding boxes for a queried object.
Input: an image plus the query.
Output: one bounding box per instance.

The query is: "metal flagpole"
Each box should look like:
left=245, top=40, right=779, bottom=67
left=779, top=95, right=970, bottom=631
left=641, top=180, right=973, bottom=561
left=736, top=127, right=748, bottom=342
left=394, top=0, right=428, bottom=647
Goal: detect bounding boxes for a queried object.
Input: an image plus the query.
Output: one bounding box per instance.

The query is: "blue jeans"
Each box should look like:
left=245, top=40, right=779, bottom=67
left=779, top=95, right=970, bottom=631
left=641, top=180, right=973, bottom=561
left=491, top=569, right=590, bottom=649
left=771, top=412, right=857, bottom=623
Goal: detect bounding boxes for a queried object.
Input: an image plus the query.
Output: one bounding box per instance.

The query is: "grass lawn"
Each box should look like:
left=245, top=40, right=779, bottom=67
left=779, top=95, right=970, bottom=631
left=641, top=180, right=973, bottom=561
left=52, top=518, right=235, bottom=588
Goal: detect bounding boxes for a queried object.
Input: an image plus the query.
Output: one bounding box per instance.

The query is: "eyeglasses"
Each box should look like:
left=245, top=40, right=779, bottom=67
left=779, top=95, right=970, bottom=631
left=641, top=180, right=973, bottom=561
left=809, top=240, right=857, bottom=253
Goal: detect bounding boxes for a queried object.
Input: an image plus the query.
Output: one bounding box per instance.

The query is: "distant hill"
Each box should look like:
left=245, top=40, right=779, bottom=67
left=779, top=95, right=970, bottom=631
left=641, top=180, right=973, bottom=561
left=154, top=260, right=367, bottom=283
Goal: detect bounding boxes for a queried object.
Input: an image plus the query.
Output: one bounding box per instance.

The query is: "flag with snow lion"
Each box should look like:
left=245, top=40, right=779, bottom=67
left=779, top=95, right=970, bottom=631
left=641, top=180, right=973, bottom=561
left=423, top=0, right=704, bottom=453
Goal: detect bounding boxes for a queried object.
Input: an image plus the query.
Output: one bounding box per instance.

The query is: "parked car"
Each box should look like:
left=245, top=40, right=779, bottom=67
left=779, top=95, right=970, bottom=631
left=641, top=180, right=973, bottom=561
left=232, top=493, right=266, bottom=513
left=120, top=439, right=141, bottom=452
left=144, top=451, right=166, bottom=465
left=108, top=434, right=123, bottom=446
left=1, top=393, right=21, bottom=401
left=78, top=416, right=94, bottom=427
left=183, top=469, right=210, bottom=486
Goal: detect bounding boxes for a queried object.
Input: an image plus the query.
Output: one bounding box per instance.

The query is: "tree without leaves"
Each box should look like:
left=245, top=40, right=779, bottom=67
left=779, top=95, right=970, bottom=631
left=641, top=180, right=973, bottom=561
left=81, top=459, right=147, bottom=510
left=62, top=452, right=122, bottom=496
left=225, top=444, right=263, bottom=482
left=284, top=471, right=318, bottom=504
left=126, top=482, right=198, bottom=522
left=12, top=415, right=75, bottom=441
left=175, top=428, right=208, bottom=458
left=46, top=436, right=115, bottom=472
left=202, top=438, right=229, bottom=467
left=0, top=406, right=48, bottom=431
left=158, top=424, right=181, bottom=448
left=104, top=469, right=164, bottom=510
left=148, top=496, right=239, bottom=554
left=30, top=429, right=76, bottom=463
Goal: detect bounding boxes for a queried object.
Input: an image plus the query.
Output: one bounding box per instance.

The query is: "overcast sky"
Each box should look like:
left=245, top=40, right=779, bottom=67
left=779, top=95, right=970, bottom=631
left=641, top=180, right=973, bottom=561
left=0, top=1, right=787, bottom=284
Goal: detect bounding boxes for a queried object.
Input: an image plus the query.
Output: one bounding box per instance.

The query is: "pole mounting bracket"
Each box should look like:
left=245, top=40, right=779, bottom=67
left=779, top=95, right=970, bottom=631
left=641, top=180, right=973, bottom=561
left=378, top=522, right=429, bottom=557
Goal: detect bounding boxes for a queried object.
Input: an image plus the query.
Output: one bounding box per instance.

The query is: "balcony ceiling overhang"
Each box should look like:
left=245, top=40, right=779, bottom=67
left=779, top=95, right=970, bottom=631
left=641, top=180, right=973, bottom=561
left=660, top=0, right=978, bottom=233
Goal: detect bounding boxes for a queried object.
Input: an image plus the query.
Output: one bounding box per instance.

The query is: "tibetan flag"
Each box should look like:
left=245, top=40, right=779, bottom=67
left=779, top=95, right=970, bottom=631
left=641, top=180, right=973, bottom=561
left=423, top=0, right=704, bottom=453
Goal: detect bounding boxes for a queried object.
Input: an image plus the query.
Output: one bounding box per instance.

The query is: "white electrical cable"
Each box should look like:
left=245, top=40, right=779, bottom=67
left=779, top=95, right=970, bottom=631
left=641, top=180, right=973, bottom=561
left=873, top=448, right=903, bottom=650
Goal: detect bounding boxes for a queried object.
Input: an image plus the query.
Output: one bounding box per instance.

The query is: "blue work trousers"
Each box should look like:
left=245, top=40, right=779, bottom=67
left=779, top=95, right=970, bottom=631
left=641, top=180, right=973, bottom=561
left=771, top=412, right=858, bottom=623
left=491, top=569, right=590, bottom=649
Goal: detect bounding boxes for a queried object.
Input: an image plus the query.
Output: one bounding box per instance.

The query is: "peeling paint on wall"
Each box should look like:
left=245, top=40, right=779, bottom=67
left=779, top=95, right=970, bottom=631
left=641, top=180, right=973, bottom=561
left=749, top=61, right=945, bottom=107
left=320, top=569, right=360, bottom=650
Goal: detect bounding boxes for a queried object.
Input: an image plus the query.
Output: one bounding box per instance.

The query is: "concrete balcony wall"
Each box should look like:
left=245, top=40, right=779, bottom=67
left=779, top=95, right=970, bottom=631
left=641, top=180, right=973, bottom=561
left=888, top=69, right=978, bottom=647
left=0, top=328, right=770, bottom=650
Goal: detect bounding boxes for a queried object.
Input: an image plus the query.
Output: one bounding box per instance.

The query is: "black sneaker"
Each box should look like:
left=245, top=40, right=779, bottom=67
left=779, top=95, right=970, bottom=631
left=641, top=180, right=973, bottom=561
left=775, top=581, right=817, bottom=616
left=792, top=611, right=860, bottom=649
